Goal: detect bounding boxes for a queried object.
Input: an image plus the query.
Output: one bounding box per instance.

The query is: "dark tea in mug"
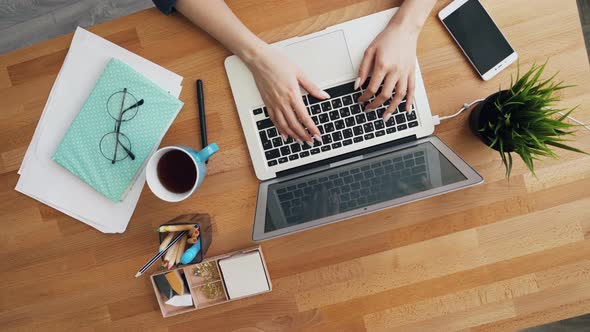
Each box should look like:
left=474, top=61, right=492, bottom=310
left=156, top=150, right=197, bottom=194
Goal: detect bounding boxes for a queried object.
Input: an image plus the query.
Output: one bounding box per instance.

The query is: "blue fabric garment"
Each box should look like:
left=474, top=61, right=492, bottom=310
left=153, top=0, right=177, bottom=15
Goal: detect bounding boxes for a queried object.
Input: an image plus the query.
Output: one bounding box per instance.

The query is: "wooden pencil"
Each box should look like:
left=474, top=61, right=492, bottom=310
left=175, top=234, right=187, bottom=266
left=187, top=228, right=200, bottom=244
left=158, top=232, right=177, bottom=252
left=163, top=242, right=179, bottom=268
left=157, top=224, right=197, bottom=233
left=134, top=231, right=187, bottom=277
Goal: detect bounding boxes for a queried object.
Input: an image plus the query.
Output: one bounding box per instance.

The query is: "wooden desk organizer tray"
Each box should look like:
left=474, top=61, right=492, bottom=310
left=150, top=246, right=272, bottom=317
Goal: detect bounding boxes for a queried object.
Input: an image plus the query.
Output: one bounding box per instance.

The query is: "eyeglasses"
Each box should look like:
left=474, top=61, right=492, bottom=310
left=99, top=88, right=144, bottom=164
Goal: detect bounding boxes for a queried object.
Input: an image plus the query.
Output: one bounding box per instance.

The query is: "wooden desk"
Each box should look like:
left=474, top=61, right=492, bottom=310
left=1, top=0, right=589, bottom=330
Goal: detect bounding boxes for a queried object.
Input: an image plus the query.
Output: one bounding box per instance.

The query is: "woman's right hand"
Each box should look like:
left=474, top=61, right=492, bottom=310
left=245, top=45, right=330, bottom=146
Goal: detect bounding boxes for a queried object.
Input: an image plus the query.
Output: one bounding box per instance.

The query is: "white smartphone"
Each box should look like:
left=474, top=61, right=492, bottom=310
left=439, top=0, right=517, bottom=81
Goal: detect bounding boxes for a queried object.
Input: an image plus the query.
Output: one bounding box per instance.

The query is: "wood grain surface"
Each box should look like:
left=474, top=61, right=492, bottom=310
left=1, top=0, right=590, bottom=331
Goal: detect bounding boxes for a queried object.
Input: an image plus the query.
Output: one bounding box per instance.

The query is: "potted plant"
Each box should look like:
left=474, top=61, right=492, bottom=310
left=469, top=62, right=587, bottom=177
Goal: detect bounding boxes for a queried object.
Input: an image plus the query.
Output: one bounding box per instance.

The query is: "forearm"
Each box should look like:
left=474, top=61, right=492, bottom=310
left=388, top=0, right=438, bottom=33
left=175, top=0, right=267, bottom=64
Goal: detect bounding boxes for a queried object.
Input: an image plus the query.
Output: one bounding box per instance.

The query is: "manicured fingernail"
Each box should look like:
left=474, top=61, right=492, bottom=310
left=320, top=91, right=330, bottom=99
left=296, top=139, right=303, bottom=145
left=306, top=140, right=314, bottom=146
left=353, top=77, right=361, bottom=90
left=383, top=113, right=392, bottom=122
left=314, top=134, right=323, bottom=144
left=281, top=134, right=288, bottom=142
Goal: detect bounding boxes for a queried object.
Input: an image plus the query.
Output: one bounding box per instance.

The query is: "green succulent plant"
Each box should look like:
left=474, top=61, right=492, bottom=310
left=478, top=61, right=587, bottom=177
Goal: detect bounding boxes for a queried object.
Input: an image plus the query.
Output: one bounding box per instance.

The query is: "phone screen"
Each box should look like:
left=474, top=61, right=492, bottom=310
left=442, top=0, right=514, bottom=75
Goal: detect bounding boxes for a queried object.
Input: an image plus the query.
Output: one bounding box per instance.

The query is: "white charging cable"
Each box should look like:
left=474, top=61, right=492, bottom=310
left=558, top=111, right=590, bottom=132
left=431, top=99, right=484, bottom=126
left=432, top=99, right=590, bottom=132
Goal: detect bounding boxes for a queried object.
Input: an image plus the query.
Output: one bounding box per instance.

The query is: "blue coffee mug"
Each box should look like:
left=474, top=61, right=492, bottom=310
left=146, top=143, right=219, bottom=202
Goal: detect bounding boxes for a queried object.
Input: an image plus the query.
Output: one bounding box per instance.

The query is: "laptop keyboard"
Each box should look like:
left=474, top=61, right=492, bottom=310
left=252, top=79, right=420, bottom=168
left=276, top=149, right=427, bottom=224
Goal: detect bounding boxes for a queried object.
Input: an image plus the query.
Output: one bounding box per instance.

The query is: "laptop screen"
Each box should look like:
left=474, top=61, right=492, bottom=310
left=263, top=141, right=467, bottom=233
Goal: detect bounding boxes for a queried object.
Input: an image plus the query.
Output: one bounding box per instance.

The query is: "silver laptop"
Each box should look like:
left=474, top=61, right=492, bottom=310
left=225, top=8, right=483, bottom=241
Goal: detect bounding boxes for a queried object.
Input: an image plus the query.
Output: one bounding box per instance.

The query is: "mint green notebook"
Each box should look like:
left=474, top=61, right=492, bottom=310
left=52, top=58, right=183, bottom=202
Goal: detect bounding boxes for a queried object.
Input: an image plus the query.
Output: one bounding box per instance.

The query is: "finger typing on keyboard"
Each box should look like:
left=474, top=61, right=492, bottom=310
left=253, top=79, right=419, bottom=168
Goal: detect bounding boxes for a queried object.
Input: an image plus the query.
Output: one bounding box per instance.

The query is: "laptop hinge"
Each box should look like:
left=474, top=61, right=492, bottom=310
left=276, top=135, right=417, bottom=178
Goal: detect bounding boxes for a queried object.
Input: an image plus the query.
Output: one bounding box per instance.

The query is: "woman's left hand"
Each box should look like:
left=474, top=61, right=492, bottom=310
left=356, top=23, right=419, bottom=121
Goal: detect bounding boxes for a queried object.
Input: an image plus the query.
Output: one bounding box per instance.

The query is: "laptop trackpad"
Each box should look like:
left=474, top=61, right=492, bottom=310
left=282, top=30, right=354, bottom=86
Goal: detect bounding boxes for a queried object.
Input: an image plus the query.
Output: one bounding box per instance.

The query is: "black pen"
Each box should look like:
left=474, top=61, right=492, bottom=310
left=134, top=231, right=187, bottom=277
left=196, top=80, right=208, bottom=163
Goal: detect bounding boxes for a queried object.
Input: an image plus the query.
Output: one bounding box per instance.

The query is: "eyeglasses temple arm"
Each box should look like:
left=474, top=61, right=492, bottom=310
left=117, top=139, right=135, bottom=160
left=121, top=99, right=144, bottom=116
left=112, top=88, right=127, bottom=164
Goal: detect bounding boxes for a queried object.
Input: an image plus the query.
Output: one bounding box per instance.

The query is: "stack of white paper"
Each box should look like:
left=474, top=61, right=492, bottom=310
left=16, top=27, right=183, bottom=233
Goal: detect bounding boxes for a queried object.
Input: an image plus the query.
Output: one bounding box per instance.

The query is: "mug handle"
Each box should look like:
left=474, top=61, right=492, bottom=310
left=195, top=143, right=219, bottom=163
